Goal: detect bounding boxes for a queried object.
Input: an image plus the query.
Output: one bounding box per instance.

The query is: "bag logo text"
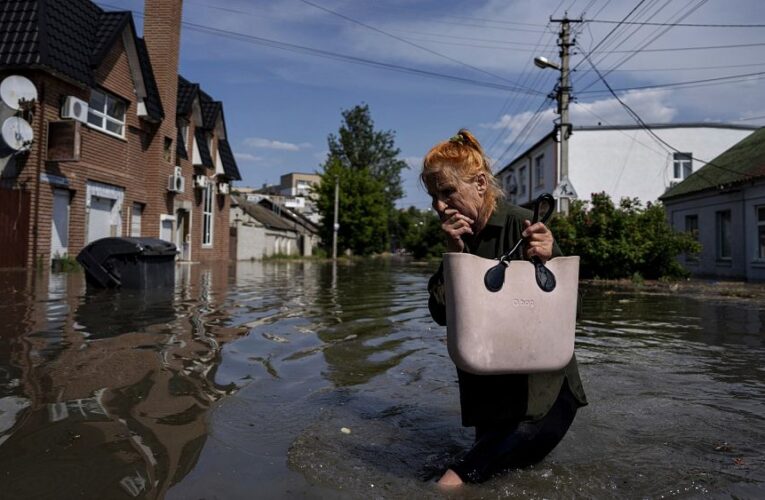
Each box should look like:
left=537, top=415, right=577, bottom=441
left=512, top=298, right=535, bottom=308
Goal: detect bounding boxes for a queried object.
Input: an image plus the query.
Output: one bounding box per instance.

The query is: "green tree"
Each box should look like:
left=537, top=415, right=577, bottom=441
left=549, top=192, right=700, bottom=279
left=315, top=158, right=389, bottom=255
left=327, top=104, right=407, bottom=207
left=391, top=206, right=445, bottom=259
left=317, top=104, right=407, bottom=255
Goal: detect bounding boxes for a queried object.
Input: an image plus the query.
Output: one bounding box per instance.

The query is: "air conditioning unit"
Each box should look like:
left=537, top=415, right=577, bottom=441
left=194, top=175, right=208, bottom=188
left=61, top=96, right=88, bottom=123
left=167, top=166, right=185, bottom=193
left=217, top=182, right=230, bottom=195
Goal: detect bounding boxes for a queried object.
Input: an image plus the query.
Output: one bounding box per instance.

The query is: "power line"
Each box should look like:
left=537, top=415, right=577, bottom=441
left=571, top=0, right=649, bottom=72
left=586, top=19, right=765, bottom=27
left=593, top=41, right=765, bottom=53
left=578, top=70, right=765, bottom=94
left=96, top=2, right=544, bottom=96
left=735, top=114, right=765, bottom=122
left=580, top=51, right=757, bottom=182
left=575, top=0, right=710, bottom=92
left=296, top=0, right=535, bottom=89
left=576, top=61, right=765, bottom=72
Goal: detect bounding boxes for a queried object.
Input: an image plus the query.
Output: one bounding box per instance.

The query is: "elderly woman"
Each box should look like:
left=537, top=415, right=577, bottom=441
left=422, top=129, right=587, bottom=486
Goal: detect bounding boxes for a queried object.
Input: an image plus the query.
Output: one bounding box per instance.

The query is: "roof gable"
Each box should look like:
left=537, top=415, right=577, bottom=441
left=661, top=127, right=765, bottom=200
left=0, top=0, right=163, bottom=121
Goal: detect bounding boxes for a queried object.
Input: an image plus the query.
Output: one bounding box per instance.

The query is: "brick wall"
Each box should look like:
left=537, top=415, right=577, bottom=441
left=1, top=0, right=236, bottom=269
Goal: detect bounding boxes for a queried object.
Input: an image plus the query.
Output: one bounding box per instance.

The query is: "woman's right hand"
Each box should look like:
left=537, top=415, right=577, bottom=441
left=440, top=208, right=474, bottom=252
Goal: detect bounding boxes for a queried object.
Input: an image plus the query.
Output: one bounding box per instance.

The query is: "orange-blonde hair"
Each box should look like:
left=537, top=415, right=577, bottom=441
left=421, top=129, right=504, bottom=212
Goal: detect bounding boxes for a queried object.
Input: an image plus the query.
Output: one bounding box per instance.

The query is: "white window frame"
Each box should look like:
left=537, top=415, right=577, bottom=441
left=202, top=184, right=214, bottom=246
left=534, top=154, right=545, bottom=187
left=756, top=205, right=765, bottom=260
left=179, top=122, right=190, bottom=154
left=519, top=166, right=527, bottom=197
left=673, top=152, right=693, bottom=180
left=87, top=89, right=126, bottom=138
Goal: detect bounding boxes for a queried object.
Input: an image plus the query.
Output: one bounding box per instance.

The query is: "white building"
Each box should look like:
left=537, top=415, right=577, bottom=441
left=496, top=124, right=757, bottom=208
left=230, top=195, right=320, bottom=260
left=661, top=127, right=765, bottom=282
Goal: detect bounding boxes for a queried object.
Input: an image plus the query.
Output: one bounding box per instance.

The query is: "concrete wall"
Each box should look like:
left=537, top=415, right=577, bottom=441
left=501, top=137, right=557, bottom=207
left=497, top=126, right=755, bottom=208
left=569, top=126, right=753, bottom=204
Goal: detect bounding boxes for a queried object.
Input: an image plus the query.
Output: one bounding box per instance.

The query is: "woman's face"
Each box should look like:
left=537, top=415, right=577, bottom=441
left=428, top=169, right=486, bottom=223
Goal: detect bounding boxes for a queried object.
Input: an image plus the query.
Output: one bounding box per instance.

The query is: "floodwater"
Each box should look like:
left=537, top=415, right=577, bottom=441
left=0, top=260, right=763, bottom=499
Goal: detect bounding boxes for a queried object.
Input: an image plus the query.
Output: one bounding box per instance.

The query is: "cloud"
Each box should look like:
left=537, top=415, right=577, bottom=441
left=401, top=155, right=423, bottom=169
left=243, top=137, right=312, bottom=151
left=482, top=89, right=677, bottom=140
left=234, top=152, right=263, bottom=162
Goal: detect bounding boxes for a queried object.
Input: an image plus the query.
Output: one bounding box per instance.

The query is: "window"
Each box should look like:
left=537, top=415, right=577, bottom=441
left=757, top=206, right=765, bottom=260
left=87, top=89, right=126, bottom=137
left=504, top=173, right=517, bottom=195
left=131, top=203, right=143, bottom=237
left=519, top=166, right=527, bottom=197
left=534, top=154, right=545, bottom=187
left=179, top=122, right=189, bottom=153
left=164, top=137, right=173, bottom=162
left=202, top=184, right=214, bottom=246
left=685, top=214, right=699, bottom=263
left=715, top=210, right=731, bottom=260
left=673, top=152, right=692, bottom=180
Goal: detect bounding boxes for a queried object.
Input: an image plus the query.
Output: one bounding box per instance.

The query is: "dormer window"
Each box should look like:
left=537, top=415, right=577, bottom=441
left=87, top=89, right=126, bottom=138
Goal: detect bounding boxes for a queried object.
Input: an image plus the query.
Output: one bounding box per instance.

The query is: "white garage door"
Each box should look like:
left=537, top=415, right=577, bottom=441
left=88, top=196, right=114, bottom=243
left=86, top=181, right=124, bottom=244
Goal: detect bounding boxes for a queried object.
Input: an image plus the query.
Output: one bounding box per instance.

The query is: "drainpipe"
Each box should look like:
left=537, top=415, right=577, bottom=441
left=32, top=80, right=45, bottom=271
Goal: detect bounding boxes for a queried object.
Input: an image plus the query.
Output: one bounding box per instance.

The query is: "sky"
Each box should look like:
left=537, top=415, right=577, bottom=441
left=100, top=0, right=765, bottom=209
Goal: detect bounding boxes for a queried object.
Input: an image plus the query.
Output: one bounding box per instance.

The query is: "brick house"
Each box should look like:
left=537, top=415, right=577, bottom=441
left=0, top=0, right=241, bottom=268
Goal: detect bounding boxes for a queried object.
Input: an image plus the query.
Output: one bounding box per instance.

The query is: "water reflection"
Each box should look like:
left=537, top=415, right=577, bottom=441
left=0, top=263, right=764, bottom=498
left=0, top=264, right=247, bottom=498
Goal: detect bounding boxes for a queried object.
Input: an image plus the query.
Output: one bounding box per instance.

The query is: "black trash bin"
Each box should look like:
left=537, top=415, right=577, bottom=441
left=77, top=237, right=177, bottom=289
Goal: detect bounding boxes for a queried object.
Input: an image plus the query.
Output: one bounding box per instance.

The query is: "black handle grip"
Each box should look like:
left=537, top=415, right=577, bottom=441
left=532, top=193, right=555, bottom=224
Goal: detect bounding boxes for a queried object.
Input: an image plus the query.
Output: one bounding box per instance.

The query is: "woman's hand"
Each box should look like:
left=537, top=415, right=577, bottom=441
left=522, top=220, right=554, bottom=263
left=440, top=208, right=473, bottom=252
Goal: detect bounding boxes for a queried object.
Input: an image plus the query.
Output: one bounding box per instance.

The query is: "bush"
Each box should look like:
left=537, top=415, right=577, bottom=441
left=549, top=192, right=700, bottom=279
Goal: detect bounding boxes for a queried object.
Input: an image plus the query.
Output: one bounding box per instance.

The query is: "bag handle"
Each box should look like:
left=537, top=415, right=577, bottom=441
left=484, top=193, right=557, bottom=293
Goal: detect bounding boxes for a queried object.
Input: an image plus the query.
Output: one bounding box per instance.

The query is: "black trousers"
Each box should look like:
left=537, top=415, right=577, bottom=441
left=450, top=382, right=578, bottom=484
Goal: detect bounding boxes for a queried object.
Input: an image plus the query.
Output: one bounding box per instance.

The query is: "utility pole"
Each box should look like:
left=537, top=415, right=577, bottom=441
left=332, top=177, right=339, bottom=260
left=542, top=16, right=581, bottom=214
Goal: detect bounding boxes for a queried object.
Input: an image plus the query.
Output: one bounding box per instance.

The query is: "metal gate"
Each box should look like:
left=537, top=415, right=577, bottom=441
left=0, top=188, right=31, bottom=268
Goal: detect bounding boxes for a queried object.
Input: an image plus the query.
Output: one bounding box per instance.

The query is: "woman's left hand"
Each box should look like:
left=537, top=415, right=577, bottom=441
left=522, top=220, right=554, bottom=263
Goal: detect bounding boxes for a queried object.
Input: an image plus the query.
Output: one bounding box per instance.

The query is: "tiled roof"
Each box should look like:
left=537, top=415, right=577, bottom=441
left=234, top=196, right=297, bottom=232
left=177, top=75, right=198, bottom=117
left=199, top=90, right=221, bottom=129
left=0, top=0, right=162, bottom=121
left=217, top=139, right=241, bottom=180
left=0, top=1, right=39, bottom=67
left=661, top=127, right=765, bottom=200
left=194, top=128, right=213, bottom=167
left=134, top=37, right=163, bottom=121
left=91, top=11, right=129, bottom=65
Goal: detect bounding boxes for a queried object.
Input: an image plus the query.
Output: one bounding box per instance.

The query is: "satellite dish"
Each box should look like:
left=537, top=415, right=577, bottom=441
left=1, top=116, right=34, bottom=151
left=0, top=75, right=38, bottom=110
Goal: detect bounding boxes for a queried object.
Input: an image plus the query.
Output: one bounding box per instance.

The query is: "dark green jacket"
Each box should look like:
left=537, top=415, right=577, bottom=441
left=428, top=202, right=587, bottom=426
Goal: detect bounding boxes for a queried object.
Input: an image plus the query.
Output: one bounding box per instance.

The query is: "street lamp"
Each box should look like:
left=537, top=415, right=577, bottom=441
left=533, top=56, right=560, bottom=70
left=534, top=34, right=573, bottom=214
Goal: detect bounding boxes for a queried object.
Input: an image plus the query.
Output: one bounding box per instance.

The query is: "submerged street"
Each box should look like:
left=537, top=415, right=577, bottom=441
left=0, top=260, right=763, bottom=498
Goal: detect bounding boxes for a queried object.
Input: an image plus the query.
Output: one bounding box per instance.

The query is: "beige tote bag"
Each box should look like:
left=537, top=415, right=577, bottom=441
left=444, top=253, right=580, bottom=375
